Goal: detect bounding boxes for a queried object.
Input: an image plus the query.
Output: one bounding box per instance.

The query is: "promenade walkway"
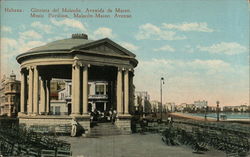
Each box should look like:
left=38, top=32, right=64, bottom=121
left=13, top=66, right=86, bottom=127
left=59, top=134, right=225, bottom=157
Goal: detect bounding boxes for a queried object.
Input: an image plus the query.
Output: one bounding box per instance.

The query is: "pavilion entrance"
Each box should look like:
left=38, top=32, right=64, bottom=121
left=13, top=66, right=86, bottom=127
left=96, top=102, right=105, bottom=112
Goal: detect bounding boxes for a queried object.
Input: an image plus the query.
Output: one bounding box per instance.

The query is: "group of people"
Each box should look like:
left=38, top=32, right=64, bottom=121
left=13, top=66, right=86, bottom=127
left=90, top=108, right=117, bottom=124
left=71, top=108, right=117, bottom=137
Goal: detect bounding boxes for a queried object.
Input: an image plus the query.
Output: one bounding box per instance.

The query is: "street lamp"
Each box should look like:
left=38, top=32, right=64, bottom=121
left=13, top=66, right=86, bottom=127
left=160, top=77, right=164, bottom=121
left=204, top=106, right=208, bottom=120
left=216, top=101, right=220, bottom=122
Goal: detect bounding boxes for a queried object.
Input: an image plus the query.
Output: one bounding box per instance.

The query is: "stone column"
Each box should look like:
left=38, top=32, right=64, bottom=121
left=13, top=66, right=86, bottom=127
left=40, top=77, right=46, bottom=114
left=72, top=62, right=90, bottom=134
left=104, top=84, right=106, bottom=95
left=33, top=66, right=39, bottom=115
left=116, top=67, right=123, bottom=114
left=124, top=69, right=129, bottom=114
left=20, top=70, right=27, bottom=115
left=129, top=71, right=135, bottom=113
left=72, top=62, right=81, bottom=115
left=93, top=103, right=96, bottom=111
left=104, top=102, right=107, bottom=111
left=71, top=65, right=75, bottom=114
left=82, top=65, right=88, bottom=114
left=28, top=67, right=34, bottom=115
left=46, top=79, right=51, bottom=114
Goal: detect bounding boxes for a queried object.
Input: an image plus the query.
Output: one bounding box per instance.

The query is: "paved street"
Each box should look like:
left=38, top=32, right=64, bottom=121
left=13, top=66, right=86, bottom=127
left=59, top=133, right=225, bottom=157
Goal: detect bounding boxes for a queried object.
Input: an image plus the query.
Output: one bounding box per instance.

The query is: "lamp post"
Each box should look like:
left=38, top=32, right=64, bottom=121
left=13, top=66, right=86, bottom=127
left=204, top=106, right=208, bottom=120
left=216, top=101, right=220, bottom=122
left=160, top=77, right=164, bottom=121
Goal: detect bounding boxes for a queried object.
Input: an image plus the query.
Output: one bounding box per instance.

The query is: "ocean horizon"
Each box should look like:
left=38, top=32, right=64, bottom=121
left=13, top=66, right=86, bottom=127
left=186, top=112, right=250, bottom=120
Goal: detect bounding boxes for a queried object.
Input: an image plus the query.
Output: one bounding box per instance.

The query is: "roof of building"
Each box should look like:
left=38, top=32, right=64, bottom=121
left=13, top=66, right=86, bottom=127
left=16, top=33, right=137, bottom=64
left=27, top=38, right=94, bottom=52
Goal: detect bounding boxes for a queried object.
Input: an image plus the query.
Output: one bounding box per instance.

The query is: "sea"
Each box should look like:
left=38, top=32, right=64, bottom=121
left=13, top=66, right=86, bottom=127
left=188, top=112, right=250, bottom=120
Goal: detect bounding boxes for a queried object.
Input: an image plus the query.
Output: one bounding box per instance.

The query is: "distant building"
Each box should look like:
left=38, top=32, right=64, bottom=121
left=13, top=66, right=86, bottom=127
left=223, top=105, right=248, bottom=112
left=207, top=106, right=217, bottom=112
left=176, top=103, right=195, bottom=112
left=150, top=100, right=161, bottom=113
left=58, top=80, right=71, bottom=101
left=0, top=72, right=20, bottom=116
left=0, top=76, right=6, bottom=115
left=164, top=102, right=175, bottom=112
left=175, top=103, right=186, bottom=112
left=134, top=91, right=151, bottom=113
left=51, top=79, right=109, bottom=115
left=50, top=79, right=66, bottom=100
left=194, top=100, right=208, bottom=109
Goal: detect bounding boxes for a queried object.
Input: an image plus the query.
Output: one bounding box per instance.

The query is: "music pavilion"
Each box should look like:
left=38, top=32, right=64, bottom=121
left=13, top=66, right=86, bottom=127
left=16, top=34, right=138, bottom=134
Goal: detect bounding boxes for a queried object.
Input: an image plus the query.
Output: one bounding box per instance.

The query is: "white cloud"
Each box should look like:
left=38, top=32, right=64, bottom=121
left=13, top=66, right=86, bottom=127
left=1, top=26, right=12, bottom=33
left=18, top=41, right=46, bottom=53
left=50, top=19, right=87, bottom=32
left=1, top=37, right=45, bottom=57
left=0, top=38, right=18, bottom=53
left=135, top=23, right=186, bottom=40
left=0, top=35, right=45, bottom=80
left=120, top=42, right=139, bottom=51
left=153, top=45, right=175, bottom=52
left=19, top=30, right=42, bottom=40
left=197, top=42, right=247, bottom=55
left=162, top=22, right=214, bottom=32
left=137, top=58, right=231, bottom=78
left=187, top=59, right=230, bottom=74
left=190, top=59, right=229, bottom=68
left=93, top=27, right=116, bottom=39
left=31, top=21, right=52, bottom=34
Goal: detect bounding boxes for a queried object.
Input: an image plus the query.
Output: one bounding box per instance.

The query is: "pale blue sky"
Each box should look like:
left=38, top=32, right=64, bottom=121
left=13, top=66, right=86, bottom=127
left=1, top=0, right=249, bottom=106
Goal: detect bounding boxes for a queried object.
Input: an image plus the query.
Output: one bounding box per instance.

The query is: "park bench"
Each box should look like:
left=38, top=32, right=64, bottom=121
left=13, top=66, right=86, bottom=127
left=56, top=149, right=72, bottom=157
left=27, top=148, right=40, bottom=157
left=41, top=149, right=56, bottom=157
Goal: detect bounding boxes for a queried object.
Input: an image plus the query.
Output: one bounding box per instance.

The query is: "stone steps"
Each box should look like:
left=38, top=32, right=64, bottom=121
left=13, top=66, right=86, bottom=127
left=88, top=123, right=122, bottom=137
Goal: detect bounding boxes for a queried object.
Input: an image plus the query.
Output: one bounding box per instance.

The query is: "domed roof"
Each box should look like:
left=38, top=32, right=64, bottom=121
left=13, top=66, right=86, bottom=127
left=27, top=34, right=94, bottom=53
left=16, top=33, right=138, bottom=67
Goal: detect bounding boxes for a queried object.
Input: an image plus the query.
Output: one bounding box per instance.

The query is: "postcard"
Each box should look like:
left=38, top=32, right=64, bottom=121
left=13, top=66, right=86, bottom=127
left=0, top=0, right=249, bottom=157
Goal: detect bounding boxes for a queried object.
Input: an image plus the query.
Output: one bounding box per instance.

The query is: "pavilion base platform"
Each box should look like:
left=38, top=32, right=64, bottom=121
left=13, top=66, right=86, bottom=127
left=115, top=114, right=132, bottom=134
left=18, top=114, right=132, bottom=136
left=18, top=115, right=90, bottom=135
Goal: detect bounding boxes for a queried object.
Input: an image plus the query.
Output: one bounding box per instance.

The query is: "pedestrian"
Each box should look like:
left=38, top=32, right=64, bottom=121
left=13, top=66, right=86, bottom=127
left=107, top=109, right=112, bottom=122
left=112, top=109, right=117, bottom=124
left=71, top=117, right=78, bottom=137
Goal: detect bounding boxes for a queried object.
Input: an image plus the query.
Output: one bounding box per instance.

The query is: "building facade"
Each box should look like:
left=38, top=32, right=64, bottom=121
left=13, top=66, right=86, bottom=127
left=0, top=76, right=6, bottom=115
left=55, top=80, right=110, bottom=115
left=0, top=72, right=21, bottom=116
left=16, top=33, right=138, bottom=134
left=134, top=91, right=151, bottom=113
left=150, top=100, right=161, bottom=113
left=223, top=105, right=249, bottom=112
left=194, top=100, right=208, bottom=109
left=164, top=102, right=175, bottom=112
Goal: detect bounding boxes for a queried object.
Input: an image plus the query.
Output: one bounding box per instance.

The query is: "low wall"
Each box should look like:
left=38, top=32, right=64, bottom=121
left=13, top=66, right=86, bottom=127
left=19, top=115, right=90, bottom=135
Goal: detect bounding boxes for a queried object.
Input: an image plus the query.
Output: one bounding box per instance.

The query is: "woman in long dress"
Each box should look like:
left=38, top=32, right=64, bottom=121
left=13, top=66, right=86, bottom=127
left=71, top=118, right=78, bottom=137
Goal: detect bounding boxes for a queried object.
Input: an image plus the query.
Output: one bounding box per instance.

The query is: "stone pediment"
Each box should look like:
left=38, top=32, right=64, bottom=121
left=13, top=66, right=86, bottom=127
left=86, top=43, right=127, bottom=56
left=72, top=38, right=136, bottom=58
